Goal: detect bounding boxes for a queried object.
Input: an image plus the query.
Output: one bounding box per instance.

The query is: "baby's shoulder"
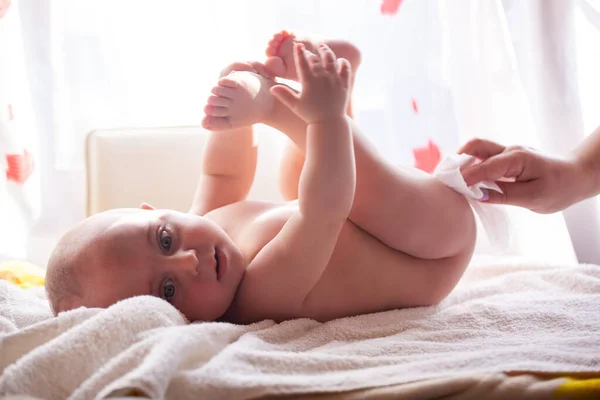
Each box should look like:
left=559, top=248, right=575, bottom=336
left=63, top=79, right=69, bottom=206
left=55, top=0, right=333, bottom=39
left=206, top=200, right=278, bottom=220
left=205, top=200, right=291, bottom=231
left=208, top=200, right=297, bottom=264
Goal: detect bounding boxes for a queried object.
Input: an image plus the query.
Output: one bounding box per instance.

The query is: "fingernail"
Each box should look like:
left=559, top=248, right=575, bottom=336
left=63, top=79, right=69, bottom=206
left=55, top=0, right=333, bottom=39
left=480, top=188, right=489, bottom=201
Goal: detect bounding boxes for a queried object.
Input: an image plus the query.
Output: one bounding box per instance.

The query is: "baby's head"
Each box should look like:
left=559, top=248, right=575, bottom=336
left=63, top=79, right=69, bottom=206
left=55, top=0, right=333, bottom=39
left=45, top=205, right=247, bottom=322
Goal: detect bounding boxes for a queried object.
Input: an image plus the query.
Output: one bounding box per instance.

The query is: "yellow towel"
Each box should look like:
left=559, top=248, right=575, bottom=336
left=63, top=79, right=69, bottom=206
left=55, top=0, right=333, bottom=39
left=0, top=260, right=45, bottom=288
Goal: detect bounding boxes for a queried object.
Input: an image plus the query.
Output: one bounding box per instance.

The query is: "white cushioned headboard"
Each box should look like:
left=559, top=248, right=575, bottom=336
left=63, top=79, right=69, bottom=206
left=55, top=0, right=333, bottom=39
left=86, top=126, right=284, bottom=216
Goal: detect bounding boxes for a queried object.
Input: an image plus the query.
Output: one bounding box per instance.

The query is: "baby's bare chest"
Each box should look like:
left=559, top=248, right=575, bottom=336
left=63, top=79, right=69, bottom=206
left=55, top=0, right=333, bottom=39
left=239, top=202, right=298, bottom=260
left=207, top=201, right=298, bottom=261
left=211, top=201, right=406, bottom=322
left=210, top=201, right=381, bottom=266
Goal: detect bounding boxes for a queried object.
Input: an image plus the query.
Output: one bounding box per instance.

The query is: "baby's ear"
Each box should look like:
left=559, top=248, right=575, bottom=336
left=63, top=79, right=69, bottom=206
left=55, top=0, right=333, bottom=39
left=140, top=202, right=155, bottom=211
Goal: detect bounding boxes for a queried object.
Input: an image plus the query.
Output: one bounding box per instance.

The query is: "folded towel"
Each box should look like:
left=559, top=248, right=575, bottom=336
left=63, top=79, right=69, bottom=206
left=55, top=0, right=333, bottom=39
left=1, top=257, right=599, bottom=400
left=0, top=281, right=50, bottom=334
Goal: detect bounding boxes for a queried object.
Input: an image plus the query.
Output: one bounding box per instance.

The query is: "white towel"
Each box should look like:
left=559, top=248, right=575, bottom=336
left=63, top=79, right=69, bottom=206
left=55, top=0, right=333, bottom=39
left=434, top=154, right=510, bottom=252
left=1, top=257, right=599, bottom=400
left=0, top=283, right=51, bottom=334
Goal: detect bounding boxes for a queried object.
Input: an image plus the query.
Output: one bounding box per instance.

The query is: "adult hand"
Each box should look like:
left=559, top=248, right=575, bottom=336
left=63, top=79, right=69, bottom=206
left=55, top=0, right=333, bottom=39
left=459, top=138, right=593, bottom=214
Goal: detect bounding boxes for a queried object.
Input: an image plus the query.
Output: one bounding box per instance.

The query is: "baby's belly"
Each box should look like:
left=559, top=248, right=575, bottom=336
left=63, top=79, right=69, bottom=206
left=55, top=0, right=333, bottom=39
left=300, top=222, right=417, bottom=322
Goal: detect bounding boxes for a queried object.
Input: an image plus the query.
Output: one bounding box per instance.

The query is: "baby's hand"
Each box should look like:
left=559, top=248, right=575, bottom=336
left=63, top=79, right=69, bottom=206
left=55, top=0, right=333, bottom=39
left=270, top=43, right=351, bottom=124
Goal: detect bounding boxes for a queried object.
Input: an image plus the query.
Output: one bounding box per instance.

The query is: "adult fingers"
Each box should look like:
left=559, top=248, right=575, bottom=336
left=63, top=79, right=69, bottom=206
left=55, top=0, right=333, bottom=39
left=482, top=180, right=540, bottom=210
left=461, top=151, right=527, bottom=186
left=459, top=138, right=506, bottom=160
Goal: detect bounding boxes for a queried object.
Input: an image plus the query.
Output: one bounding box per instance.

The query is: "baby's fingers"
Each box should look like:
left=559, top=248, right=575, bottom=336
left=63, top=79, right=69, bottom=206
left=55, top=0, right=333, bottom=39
left=294, top=43, right=320, bottom=80
left=337, top=58, right=351, bottom=89
left=293, top=43, right=311, bottom=82
left=317, top=44, right=336, bottom=72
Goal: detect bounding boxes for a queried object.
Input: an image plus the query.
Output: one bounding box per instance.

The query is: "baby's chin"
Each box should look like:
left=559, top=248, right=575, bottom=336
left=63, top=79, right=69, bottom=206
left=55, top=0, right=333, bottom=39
left=179, top=295, right=235, bottom=323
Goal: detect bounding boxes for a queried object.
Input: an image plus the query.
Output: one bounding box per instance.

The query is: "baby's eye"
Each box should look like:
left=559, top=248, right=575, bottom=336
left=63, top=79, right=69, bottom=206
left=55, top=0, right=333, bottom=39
left=162, top=278, right=176, bottom=303
left=159, top=229, right=172, bottom=251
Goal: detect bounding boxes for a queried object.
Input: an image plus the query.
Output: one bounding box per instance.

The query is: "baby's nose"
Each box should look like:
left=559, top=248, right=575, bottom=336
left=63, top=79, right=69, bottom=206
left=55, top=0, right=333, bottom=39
left=179, top=249, right=215, bottom=278
left=178, top=249, right=199, bottom=274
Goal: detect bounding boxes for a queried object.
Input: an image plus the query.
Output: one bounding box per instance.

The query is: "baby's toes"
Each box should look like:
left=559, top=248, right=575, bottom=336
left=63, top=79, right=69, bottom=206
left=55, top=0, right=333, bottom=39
left=210, top=84, right=236, bottom=99
left=203, top=104, right=230, bottom=118
left=206, top=95, right=231, bottom=108
left=265, top=30, right=295, bottom=57
left=265, top=32, right=285, bottom=56
left=201, top=115, right=232, bottom=131
left=217, top=76, right=240, bottom=89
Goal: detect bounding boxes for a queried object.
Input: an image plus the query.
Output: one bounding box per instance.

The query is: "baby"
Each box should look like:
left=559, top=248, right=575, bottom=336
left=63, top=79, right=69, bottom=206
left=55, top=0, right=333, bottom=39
left=45, top=32, right=476, bottom=324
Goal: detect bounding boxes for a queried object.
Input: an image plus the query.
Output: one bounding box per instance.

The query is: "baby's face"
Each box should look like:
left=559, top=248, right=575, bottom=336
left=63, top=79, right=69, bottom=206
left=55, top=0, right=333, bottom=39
left=81, top=208, right=246, bottom=321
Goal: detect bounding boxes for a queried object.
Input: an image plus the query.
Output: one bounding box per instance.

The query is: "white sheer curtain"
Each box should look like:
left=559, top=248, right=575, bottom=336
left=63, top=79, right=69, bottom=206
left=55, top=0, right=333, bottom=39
left=6, top=0, right=598, bottom=266
left=439, top=0, right=578, bottom=262
left=0, top=1, right=41, bottom=260
left=503, top=0, right=600, bottom=263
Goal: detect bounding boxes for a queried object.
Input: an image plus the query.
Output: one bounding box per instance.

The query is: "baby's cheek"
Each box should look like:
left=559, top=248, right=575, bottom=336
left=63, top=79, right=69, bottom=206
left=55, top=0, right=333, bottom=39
left=176, top=283, right=221, bottom=322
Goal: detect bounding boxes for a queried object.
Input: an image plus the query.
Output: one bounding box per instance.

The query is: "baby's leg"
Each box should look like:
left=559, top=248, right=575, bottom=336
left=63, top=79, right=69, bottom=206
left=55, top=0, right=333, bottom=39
left=265, top=32, right=361, bottom=200
left=202, top=70, right=277, bottom=131
left=263, top=32, right=474, bottom=260
left=270, top=106, right=476, bottom=261
left=202, top=68, right=475, bottom=262
left=265, top=31, right=361, bottom=98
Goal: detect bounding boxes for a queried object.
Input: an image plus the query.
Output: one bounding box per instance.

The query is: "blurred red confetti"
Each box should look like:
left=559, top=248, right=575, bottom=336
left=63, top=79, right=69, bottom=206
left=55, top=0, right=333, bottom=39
left=411, top=98, right=418, bottom=114
left=6, top=149, right=35, bottom=184
left=381, top=0, right=404, bottom=15
left=412, top=139, right=442, bottom=174
left=7, top=104, right=14, bottom=121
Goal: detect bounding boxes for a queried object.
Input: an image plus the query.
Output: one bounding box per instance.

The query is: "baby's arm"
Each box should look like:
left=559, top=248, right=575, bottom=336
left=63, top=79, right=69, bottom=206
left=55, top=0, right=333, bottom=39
left=189, top=128, right=257, bottom=215
left=237, top=44, right=355, bottom=320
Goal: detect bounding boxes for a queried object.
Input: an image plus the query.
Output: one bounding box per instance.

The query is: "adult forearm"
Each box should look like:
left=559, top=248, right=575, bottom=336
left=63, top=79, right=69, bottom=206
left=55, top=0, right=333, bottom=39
left=573, top=124, right=600, bottom=200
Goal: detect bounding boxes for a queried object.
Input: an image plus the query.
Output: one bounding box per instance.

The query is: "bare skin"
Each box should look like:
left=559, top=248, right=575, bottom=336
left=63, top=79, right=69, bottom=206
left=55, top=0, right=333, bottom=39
left=47, top=34, right=476, bottom=325
left=199, top=34, right=476, bottom=323
left=203, top=32, right=475, bottom=260
left=265, top=31, right=361, bottom=199
left=460, top=128, right=600, bottom=213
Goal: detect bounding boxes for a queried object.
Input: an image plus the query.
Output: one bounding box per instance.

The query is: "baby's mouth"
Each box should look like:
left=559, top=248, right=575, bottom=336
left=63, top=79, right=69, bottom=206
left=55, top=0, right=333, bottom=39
left=215, top=248, right=228, bottom=281
left=214, top=249, right=220, bottom=280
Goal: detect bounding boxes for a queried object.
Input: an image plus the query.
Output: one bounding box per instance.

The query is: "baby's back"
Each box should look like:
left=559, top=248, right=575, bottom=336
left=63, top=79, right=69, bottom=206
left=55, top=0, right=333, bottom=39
left=208, top=201, right=468, bottom=324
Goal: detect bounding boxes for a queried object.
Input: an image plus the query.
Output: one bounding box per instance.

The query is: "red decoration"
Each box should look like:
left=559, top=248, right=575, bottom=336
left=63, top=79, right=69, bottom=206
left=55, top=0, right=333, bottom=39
left=381, top=0, right=404, bottom=15
left=412, top=139, right=442, bottom=174
left=6, top=149, right=35, bottom=184
left=411, top=98, right=418, bottom=114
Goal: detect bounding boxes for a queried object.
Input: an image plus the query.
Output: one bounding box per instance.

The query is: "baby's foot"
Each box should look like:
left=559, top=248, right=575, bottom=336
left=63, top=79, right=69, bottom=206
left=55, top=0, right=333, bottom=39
left=202, top=71, right=277, bottom=131
left=264, top=30, right=362, bottom=81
